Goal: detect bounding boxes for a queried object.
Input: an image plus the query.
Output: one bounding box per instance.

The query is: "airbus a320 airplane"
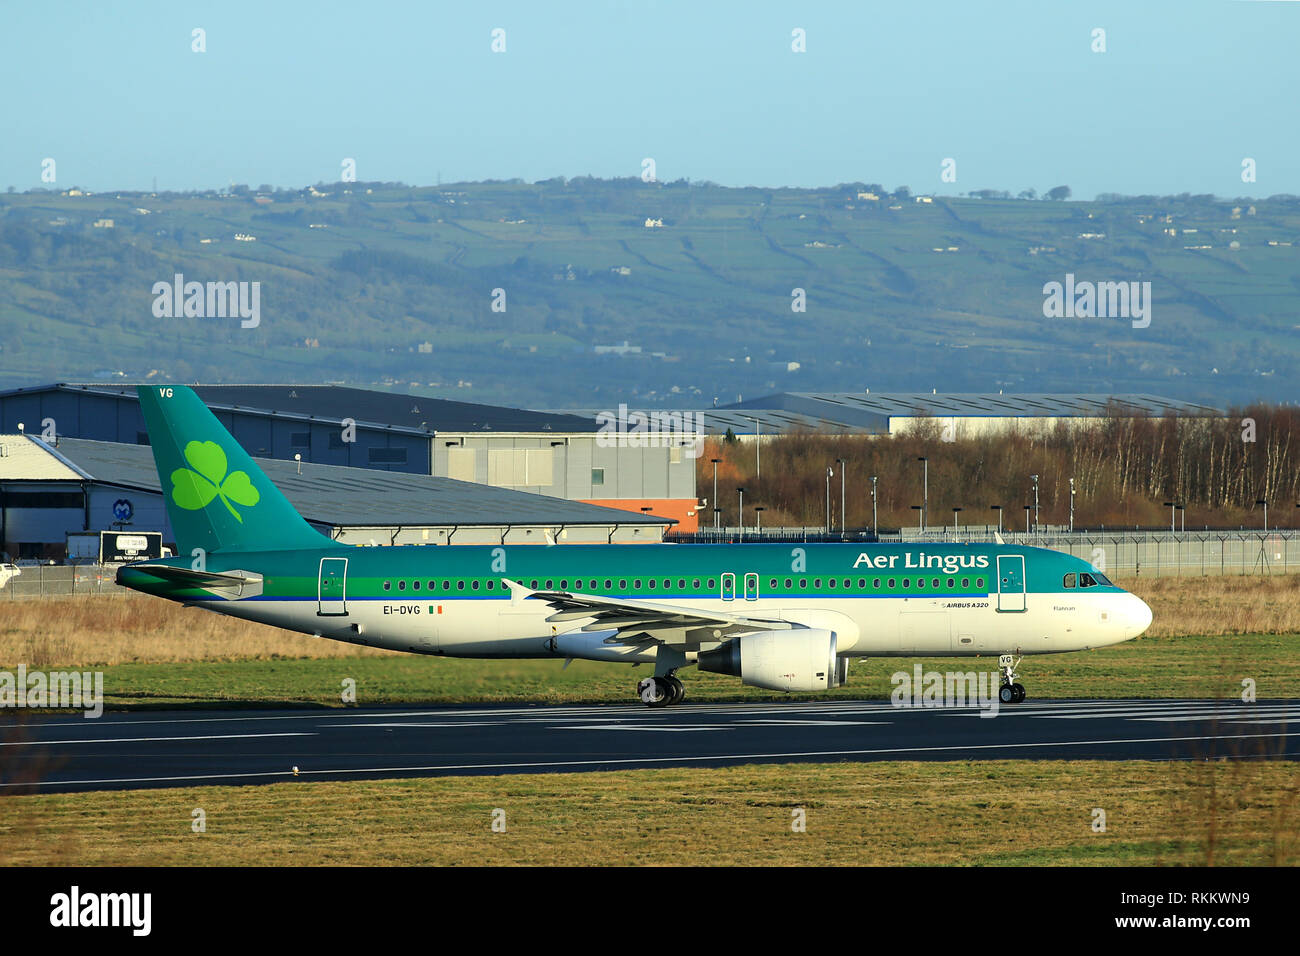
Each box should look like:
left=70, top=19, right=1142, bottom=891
left=119, top=386, right=1153, bottom=706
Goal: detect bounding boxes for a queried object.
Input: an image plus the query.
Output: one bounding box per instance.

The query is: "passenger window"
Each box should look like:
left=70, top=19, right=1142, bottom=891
left=546, top=579, right=553, bottom=589
left=457, top=581, right=465, bottom=591
left=472, top=580, right=479, bottom=590
left=605, top=579, right=612, bottom=589
left=648, top=579, right=656, bottom=589
left=828, top=578, right=836, bottom=589
left=961, top=577, right=969, bottom=588
left=619, top=579, right=627, bottom=590
left=977, top=577, right=985, bottom=589
left=708, top=578, right=716, bottom=589
left=947, top=578, right=955, bottom=588
left=770, top=578, right=777, bottom=589
left=799, top=578, right=807, bottom=588
left=398, top=580, right=406, bottom=591
left=443, top=580, right=450, bottom=590
left=678, top=579, right=686, bottom=589
left=932, top=578, right=940, bottom=589
left=412, top=580, right=421, bottom=591
left=428, top=580, right=436, bottom=590
left=872, top=578, right=880, bottom=588
left=560, top=580, right=568, bottom=589
left=693, top=578, right=701, bottom=589
left=785, top=578, right=792, bottom=588
left=888, top=578, right=896, bottom=588
left=634, top=579, right=642, bottom=589
left=529, top=580, right=538, bottom=589
left=844, top=578, right=851, bottom=588
left=1064, top=573, right=1076, bottom=589
left=663, top=579, right=670, bottom=589
left=383, top=581, right=391, bottom=591
left=486, top=580, right=494, bottom=590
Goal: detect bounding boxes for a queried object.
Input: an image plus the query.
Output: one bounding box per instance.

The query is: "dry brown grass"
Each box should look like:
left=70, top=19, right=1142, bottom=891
left=1117, top=573, right=1300, bottom=638
left=0, top=595, right=396, bottom=667
left=0, top=574, right=1296, bottom=668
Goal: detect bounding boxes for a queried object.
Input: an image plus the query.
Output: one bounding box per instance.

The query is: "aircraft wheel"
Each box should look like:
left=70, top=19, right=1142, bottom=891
left=664, top=675, right=685, bottom=705
left=1012, top=683, right=1026, bottom=703
left=999, top=684, right=1015, bottom=704
left=637, top=677, right=670, bottom=707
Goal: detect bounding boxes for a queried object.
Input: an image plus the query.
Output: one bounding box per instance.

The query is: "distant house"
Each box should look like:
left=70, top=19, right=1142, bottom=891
left=914, top=196, right=933, bottom=204
left=856, top=191, right=880, bottom=201
left=92, top=219, right=114, bottom=229
left=643, top=217, right=664, bottom=228
left=234, top=233, right=256, bottom=242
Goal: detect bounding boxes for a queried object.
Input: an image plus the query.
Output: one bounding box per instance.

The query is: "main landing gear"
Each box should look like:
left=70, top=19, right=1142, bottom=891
left=637, top=673, right=685, bottom=707
left=998, top=654, right=1027, bottom=704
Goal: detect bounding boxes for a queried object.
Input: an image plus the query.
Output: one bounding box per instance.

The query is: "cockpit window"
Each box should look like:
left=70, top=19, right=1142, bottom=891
left=1078, top=572, right=1098, bottom=588
left=1063, top=573, right=1077, bottom=589
left=1093, top=571, right=1112, bottom=586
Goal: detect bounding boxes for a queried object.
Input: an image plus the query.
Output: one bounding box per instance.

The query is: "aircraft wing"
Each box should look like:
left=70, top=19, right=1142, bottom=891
left=503, top=578, right=790, bottom=647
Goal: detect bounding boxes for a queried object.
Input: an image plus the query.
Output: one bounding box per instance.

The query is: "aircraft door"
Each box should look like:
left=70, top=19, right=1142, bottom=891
left=996, top=555, right=1026, bottom=612
left=318, top=557, right=348, bottom=616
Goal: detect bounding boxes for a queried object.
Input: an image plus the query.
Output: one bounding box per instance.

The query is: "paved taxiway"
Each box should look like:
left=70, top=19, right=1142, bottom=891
left=1, top=698, right=1296, bottom=793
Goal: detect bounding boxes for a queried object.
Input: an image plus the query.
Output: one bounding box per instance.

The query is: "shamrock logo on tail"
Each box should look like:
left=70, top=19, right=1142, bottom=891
left=170, top=440, right=260, bottom=522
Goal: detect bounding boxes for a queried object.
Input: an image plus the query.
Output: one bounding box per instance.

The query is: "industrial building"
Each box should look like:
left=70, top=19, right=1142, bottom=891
left=0, top=434, right=673, bottom=561
left=555, top=391, right=1224, bottom=440
left=0, top=383, right=700, bottom=531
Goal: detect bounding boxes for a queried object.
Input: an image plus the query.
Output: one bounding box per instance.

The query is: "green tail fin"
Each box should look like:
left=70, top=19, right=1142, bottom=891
left=138, top=385, right=337, bottom=554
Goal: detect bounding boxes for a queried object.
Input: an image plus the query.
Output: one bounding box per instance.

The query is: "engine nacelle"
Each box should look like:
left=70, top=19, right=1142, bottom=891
left=698, top=629, right=841, bottom=692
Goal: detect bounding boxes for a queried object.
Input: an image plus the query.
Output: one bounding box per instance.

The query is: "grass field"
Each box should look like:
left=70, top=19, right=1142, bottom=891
left=1, top=760, right=1294, bottom=866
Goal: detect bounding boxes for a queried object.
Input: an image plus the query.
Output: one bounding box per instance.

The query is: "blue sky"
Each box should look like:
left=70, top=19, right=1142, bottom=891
left=3, top=1, right=1297, bottom=197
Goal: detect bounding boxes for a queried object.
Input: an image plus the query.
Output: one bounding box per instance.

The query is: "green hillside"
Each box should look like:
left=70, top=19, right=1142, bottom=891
left=1, top=179, right=1296, bottom=407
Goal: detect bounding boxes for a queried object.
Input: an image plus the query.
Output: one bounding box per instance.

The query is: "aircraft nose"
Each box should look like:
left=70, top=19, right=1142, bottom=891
left=1125, top=593, right=1153, bottom=638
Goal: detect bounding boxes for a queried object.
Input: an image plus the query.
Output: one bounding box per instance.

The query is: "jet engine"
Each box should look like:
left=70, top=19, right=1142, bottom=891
left=697, top=628, right=841, bottom=692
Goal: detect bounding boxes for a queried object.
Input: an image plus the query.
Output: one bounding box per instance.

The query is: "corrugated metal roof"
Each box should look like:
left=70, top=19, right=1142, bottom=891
left=23, top=383, right=602, bottom=434
left=727, top=391, right=1224, bottom=419
left=36, top=438, right=672, bottom=528
left=0, top=434, right=84, bottom=480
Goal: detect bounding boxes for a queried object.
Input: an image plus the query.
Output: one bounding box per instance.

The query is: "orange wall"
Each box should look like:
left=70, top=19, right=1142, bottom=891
left=580, top=498, right=699, bottom=534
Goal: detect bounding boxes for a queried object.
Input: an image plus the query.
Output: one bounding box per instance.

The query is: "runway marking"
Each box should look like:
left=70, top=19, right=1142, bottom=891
left=10, top=730, right=1296, bottom=790
left=740, top=719, right=884, bottom=726
left=0, top=732, right=314, bottom=747
left=555, top=724, right=726, bottom=732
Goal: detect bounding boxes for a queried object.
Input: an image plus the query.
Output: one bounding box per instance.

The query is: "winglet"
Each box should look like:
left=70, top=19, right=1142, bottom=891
left=994, top=532, right=1005, bottom=546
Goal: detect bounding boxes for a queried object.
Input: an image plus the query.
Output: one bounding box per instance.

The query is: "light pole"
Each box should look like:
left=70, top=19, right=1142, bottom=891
left=1024, top=504, right=1031, bottom=535
left=918, top=457, right=928, bottom=533
left=911, top=505, right=923, bottom=532
left=1178, top=505, right=1185, bottom=532
left=1257, top=498, right=1268, bottom=532
left=871, top=476, right=878, bottom=536
left=711, top=458, right=720, bottom=531
left=1163, top=501, right=1175, bottom=533
left=825, top=466, right=834, bottom=534
left=737, top=487, right=745, bottom=540
left=952, top=507, right=962, bottom=534
left=1069, top=477, right=1075, bottom=533
left=1030, top=474, right=1039, bottom=536
left=755, top=506, right=765, bottom=533
left=990, top=505, right=1002, bottom=535
left=837, top=457, right=847, bottom=536
left=713, top=507, right=721, bottom=536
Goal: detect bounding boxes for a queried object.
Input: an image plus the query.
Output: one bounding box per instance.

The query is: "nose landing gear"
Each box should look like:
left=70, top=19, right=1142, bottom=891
left=998, top=654, right=1026, bottom=704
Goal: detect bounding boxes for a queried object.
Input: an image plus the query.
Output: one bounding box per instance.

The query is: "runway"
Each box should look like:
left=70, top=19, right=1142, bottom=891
left=1, top=698, right=1296, bottom=793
